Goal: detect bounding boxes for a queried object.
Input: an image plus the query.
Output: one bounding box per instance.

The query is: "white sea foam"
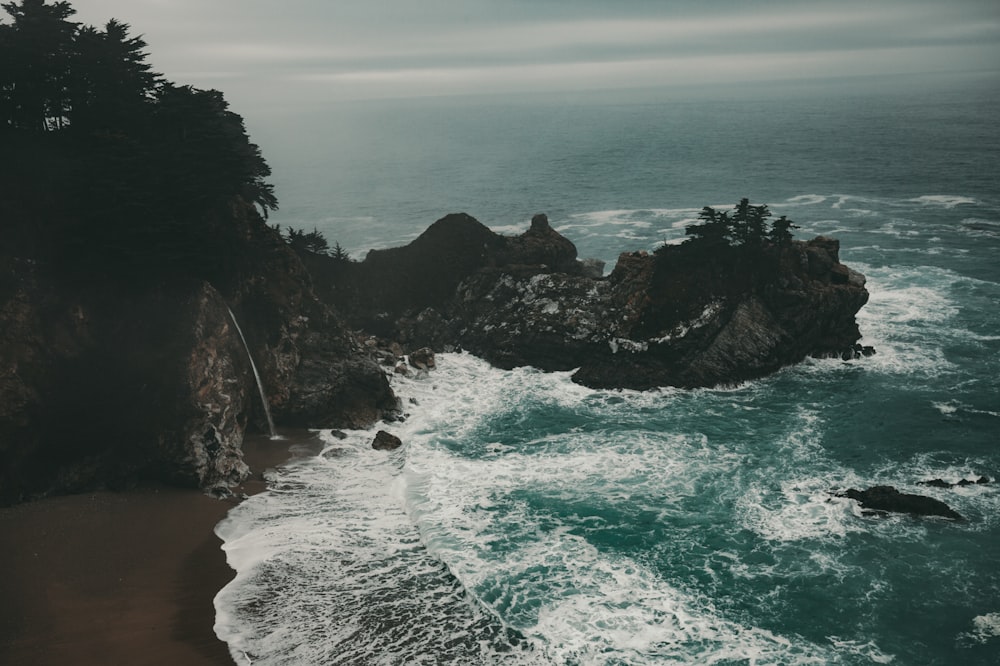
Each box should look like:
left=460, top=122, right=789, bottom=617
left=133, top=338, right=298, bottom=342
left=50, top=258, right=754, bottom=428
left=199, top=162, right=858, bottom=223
left=387, top=354, right=836, bottom=664
left=782, top=194, right=828, bottom=206
left=213, top=423, right=534, bottom=665
left=958, top=612, right=1000, bottom=645
left=736, top=408, right=869, bottom=545
left=213, top=345, right=993, bottom=664
left=933, top=400, right=1000, bottom=418
left=826, top=637, right=896, bottom=663
left=909, top=195, right=977, bottom=208
left=851, top=263, right=962, bottom=378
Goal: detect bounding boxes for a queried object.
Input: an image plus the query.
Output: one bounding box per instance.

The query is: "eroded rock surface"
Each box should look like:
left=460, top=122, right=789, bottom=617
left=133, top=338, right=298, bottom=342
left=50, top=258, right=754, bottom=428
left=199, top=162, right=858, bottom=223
left=321, top=213, right=870, bottom=390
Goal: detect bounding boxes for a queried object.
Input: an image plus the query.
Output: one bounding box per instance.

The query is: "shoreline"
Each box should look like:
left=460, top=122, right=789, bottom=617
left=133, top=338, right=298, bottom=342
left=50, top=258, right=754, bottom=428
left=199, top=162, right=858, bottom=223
left=0, top=431, right=309, bottom=666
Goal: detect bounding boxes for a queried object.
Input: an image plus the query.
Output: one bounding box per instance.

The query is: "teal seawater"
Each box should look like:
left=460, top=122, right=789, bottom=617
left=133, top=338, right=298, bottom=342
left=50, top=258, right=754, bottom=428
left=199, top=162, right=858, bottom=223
left=216, top=74, right=1000, bottom=665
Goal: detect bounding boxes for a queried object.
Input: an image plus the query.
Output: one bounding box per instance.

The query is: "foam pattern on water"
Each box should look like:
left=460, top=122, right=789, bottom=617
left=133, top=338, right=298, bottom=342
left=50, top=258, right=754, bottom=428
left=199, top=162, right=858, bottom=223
left=214, top=427, right=535, bottom=665
left=395, top=354, right=834, bottom=665
left=215, top=190, right=1000, bottom=665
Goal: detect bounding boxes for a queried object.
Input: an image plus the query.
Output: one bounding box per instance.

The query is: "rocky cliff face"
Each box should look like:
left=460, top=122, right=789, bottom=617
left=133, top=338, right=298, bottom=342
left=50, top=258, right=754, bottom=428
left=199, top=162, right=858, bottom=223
left=324, top=213, right=870, bottom=390
left=0, top=200, right=396, bottom=503
left=0, top=204, right=868, bottom=502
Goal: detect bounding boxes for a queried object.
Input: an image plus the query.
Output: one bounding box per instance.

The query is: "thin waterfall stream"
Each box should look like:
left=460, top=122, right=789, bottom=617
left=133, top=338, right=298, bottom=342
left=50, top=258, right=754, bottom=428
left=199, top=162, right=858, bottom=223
left=227, top=307, right=278, bottom=439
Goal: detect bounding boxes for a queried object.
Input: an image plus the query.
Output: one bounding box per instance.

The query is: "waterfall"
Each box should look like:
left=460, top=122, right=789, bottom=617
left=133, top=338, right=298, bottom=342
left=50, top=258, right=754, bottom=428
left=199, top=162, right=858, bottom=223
left=227, top=307, right=278, bottom=439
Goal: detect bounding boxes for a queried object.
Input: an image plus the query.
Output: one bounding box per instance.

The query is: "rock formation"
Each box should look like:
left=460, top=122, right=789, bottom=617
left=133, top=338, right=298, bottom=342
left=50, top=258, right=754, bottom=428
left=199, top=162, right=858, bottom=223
left=320, top=212, right=870, bottom=390
left=0, top=200, right=396, bottom=503
left=372, top=430, right=403, bottom=451
left=1, top=204, right=871, bottom=502
left=839, top=485, right=964, bottom=521
left=918, top=476, right=990, bottom=489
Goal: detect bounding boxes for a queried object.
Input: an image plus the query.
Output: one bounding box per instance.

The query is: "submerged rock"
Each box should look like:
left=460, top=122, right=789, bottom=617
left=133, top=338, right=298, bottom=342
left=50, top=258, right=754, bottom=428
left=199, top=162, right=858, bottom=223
left=839, top=485, right=964, bottom=521
left=918, top=476, right=990, bottom=489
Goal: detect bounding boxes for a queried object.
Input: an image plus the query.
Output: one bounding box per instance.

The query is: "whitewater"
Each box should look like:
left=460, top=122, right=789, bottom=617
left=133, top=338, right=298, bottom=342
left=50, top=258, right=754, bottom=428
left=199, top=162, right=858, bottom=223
left=214, top=77, right=999, bottom=665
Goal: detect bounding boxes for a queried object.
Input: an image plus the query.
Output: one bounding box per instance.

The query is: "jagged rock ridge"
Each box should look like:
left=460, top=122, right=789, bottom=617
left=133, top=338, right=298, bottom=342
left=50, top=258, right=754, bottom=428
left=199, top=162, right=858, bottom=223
left=320, top=212, right=870, bottom=390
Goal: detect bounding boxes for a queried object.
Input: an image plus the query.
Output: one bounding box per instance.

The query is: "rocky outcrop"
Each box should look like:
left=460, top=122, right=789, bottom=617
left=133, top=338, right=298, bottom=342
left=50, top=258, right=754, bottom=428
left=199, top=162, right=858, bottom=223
left=0, top=271, right=253, bottom=500
left=839, top=485, right=964, bottom=521
left=372, top=430, right=402, bottom=451
left=322, top=213, right=870, bottom=390
left=918, top=476, right=990, bottom=489
left=0, top=201, right=397, bottom=503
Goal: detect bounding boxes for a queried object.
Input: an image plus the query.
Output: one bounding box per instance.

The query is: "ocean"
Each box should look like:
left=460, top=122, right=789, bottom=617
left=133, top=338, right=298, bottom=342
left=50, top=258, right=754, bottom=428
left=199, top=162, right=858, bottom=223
left=214, top=72, right=1000, bottom=665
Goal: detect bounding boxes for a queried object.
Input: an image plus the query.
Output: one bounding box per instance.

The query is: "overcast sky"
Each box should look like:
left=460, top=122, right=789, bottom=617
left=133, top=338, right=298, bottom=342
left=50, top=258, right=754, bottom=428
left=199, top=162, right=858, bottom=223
left=65, top=0, right=1000, bottom=108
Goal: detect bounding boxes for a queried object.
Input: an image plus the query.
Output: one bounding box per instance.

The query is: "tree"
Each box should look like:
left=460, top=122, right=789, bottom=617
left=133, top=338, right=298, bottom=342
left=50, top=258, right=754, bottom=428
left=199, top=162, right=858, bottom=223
left=286, top=226, right=332, bottom=256
left=731, top=197, right=771, bottom=247
left=331, top=242, right=351, bottom=262
left=67, top=19, right=158, bottom=132
left=768, top=215, right=799, bottom=245
left=146, top=83, right=278, bottom=216
left=0, top=0, right=78, bottom=130
left=683, top=199, right=789, bottom=249
left=684, top=206, right=732, bottom=246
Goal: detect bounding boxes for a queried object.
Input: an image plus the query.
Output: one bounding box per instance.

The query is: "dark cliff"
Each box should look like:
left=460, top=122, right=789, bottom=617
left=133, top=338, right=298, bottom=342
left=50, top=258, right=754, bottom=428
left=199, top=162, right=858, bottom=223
left=0, top=200, right=397, bottom=504
left=319, top=212, right=869, bottom=390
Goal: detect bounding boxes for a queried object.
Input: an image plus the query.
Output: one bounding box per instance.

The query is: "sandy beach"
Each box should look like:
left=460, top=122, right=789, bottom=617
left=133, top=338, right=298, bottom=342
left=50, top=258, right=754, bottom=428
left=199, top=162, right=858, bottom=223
left=0, top=432, right=306, bottom=666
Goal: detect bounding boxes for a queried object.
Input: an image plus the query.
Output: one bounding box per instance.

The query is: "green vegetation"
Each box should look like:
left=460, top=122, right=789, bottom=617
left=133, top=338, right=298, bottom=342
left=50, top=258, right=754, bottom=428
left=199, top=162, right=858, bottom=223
left=1, top=0, right=278, bottom=282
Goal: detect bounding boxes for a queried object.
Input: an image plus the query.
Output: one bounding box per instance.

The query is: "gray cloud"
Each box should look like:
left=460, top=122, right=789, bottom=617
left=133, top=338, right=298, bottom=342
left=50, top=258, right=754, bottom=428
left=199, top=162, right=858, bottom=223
left=65, top=0, right=1000, bottom=104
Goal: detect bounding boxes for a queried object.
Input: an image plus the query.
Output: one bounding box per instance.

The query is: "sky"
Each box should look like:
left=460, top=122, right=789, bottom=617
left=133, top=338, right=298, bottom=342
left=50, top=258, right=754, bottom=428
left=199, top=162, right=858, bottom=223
left=60, top=0, right=999, bottom=111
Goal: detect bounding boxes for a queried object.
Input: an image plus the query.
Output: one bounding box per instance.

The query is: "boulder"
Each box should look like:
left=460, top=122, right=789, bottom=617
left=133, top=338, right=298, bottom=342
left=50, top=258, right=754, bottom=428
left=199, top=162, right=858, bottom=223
left=840, top=485, right=964, bottom=521
left=408, top=347, right=436, bottom=370
left=372, top=430, right=402, bottom=451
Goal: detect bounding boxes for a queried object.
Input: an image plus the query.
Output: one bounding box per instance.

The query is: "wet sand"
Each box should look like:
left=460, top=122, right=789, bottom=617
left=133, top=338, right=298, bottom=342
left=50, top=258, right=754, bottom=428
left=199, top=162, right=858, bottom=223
left=0, top=432, right=307, bottom=666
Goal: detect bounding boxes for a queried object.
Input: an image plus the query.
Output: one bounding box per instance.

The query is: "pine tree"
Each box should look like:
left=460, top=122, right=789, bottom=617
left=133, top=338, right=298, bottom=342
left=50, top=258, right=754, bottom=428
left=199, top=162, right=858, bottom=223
left=768, top=215, right=799, bottom=245
left=67, top=19, right=158, bottom=132
left=0, top=0, right=78, bottom=130
left=684, top=206, right=731, bottom=246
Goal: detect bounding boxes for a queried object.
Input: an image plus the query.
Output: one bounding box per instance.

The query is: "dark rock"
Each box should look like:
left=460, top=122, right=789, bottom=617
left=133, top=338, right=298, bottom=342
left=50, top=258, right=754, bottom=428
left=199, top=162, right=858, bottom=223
left=504, top=213, right=580, bottom=272
left=408, top=347, right=436, bottom=370
left=579, top=258, right=606, bottom=278
left=830, top=263, right=851, bottom=284
left=308, top=211, right=870, bottom=391
left=530, top=213, right=550, bottom=232
left=861, top=345, right=876, bottom=357
left=918, top=476, right=990, bottom=489
left=840, top=485, right=964, bottom=521
left=372, top=430, right=402, bottom=451
left=1, top=200, right=399, bottom=503
left=0, top=274, right=253, bottom=501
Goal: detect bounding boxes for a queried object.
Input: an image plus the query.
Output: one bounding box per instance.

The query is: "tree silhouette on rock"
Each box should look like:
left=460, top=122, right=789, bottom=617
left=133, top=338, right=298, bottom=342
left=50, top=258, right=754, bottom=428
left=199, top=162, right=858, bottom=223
left=682, top=199, right=797, bottom=250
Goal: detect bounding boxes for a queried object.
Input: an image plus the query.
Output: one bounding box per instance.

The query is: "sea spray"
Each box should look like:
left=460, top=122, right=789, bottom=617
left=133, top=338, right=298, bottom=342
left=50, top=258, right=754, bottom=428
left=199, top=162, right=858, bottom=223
left=213, top=192, right=1000, bottom=665
left=227, top=307, right=277, bottom=439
